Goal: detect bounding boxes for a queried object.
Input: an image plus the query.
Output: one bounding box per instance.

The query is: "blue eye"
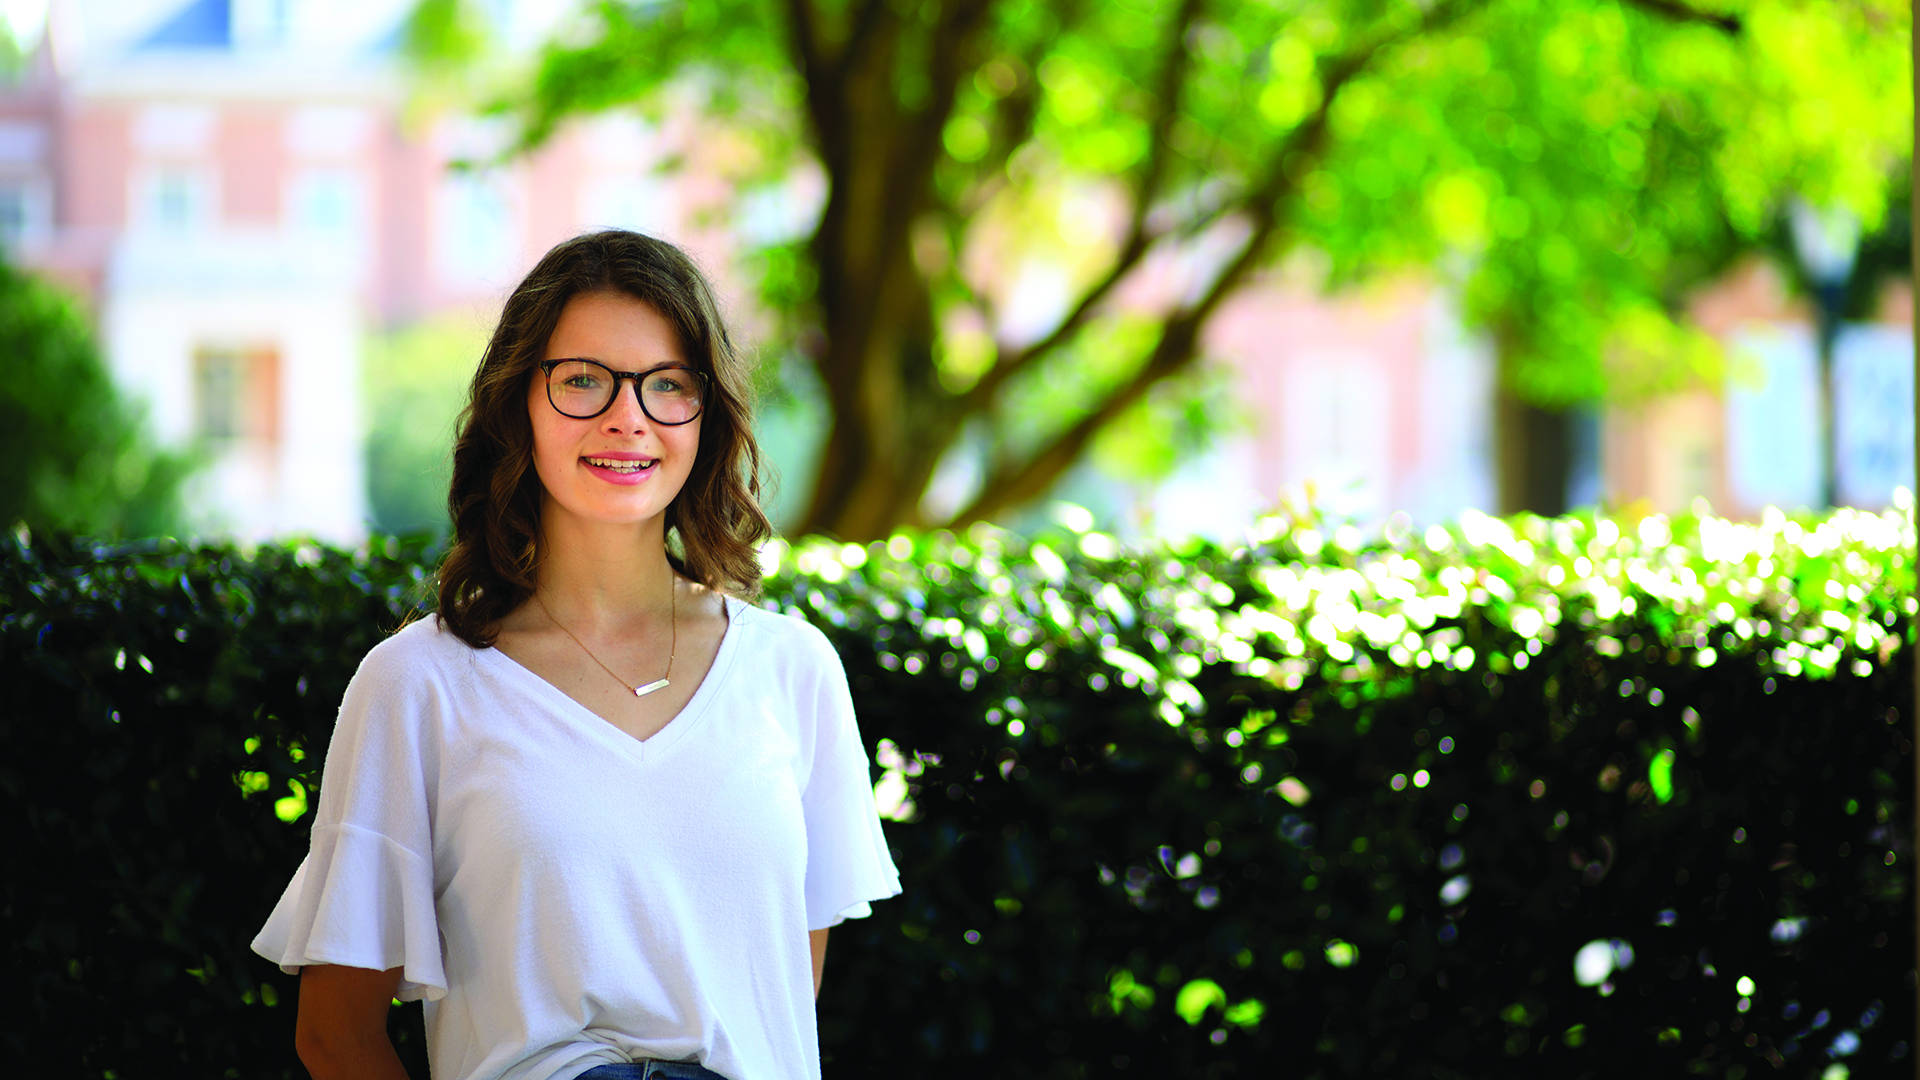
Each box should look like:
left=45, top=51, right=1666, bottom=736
left=550, top=361, right=609, bottom=390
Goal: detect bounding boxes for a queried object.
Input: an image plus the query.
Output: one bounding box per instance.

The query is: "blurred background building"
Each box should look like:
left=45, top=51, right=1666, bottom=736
left=1610, top=259, right=1915, bottom=521
left=1, top=0, right=1912, bottom=543
left=2, top=0, right=699, bottom=541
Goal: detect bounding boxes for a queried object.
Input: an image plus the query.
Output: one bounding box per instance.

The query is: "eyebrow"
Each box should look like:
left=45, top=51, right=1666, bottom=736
left=546, top=357, right=694, bottom=372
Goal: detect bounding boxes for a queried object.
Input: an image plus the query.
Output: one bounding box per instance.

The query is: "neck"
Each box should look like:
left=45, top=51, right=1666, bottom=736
left=532, top=497, right=677, bottom=627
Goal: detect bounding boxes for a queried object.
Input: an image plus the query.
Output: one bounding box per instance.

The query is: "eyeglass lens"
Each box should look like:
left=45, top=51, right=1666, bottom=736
left=546, top=361, right=704, bottom=424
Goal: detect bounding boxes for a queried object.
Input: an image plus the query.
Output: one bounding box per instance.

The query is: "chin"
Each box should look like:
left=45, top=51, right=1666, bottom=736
left=594, top=503, right=671, bottom=526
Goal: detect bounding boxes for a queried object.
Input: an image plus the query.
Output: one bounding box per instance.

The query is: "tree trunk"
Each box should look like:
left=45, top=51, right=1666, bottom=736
left=1812, top=281, right=1844, bottom=509
left=777, top=0, right=1481, bottom=539
left=1493, top=385, right=1573, bottom=516
left=786, top=0, right=991, bottom=541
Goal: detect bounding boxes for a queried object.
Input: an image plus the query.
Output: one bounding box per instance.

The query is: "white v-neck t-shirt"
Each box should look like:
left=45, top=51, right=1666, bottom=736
left=252, top=597, right=901, bottom=1080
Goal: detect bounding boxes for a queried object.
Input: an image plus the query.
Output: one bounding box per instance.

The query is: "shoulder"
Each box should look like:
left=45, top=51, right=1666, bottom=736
left=725, top=601, right=861, bottom=740
left=729, top=599, right=843, bottom=671
left=349, top=615, right=474, bottom=691
left=324, top=619, right=473, bottom=768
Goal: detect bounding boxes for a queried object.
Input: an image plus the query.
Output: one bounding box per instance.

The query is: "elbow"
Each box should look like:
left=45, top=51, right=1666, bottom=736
left=294, top=1028, right=325, bottom=1076
left=294, top=1019, right=333, bottom=1077
left=294, top=1014, right=363, bottom=1079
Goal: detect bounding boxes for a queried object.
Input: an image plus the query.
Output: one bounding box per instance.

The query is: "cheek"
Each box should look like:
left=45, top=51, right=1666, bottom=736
left=526, top=413, right=579, bottom=488
left=672, top=419, right=704, bottom=465
left=526, top=387, right=552, bottom=461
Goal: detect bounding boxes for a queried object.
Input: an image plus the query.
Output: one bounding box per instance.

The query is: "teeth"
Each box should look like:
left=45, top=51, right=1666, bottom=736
left=586, top=457, right=655, bottom=472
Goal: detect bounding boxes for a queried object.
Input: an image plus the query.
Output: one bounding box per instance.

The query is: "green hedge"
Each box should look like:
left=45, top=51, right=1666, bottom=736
left=2, top=505, right=1913, bottom=1078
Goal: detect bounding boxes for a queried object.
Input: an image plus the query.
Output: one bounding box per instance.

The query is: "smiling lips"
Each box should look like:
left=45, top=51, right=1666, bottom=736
left=583, top=455, right=659, bottom=475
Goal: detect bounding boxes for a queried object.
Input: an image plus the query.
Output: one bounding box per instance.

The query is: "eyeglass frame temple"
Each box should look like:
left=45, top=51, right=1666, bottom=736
left=537, top=359, right=709, bottom=426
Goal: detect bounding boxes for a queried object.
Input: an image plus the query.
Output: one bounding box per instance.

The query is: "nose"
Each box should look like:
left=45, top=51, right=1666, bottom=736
left=601, top=377, right=650, bottom=432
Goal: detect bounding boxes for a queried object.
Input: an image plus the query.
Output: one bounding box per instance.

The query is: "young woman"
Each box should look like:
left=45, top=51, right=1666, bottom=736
left=253, top=231, right=900, bottom=1080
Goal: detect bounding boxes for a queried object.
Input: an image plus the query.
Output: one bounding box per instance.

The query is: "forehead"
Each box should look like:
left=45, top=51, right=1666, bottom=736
left=543, top=292, right=685, bottom=366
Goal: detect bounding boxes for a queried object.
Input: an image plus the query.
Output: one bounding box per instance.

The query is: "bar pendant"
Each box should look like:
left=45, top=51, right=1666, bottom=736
left=633, top=678, right=670, bottom=697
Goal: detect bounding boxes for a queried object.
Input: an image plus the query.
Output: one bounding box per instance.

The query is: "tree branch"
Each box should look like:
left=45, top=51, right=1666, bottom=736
left=951, top=188, right=1289, bottom=527
left=783, top=0, right=826, bottom=94
left=833, top=0, right=899, bottom=84
left=1618, top=0, right=1741, bottom=34
left=949, top=0, right=1088, bottom=220
left=1237, top=0, right=1485, bottom=212
left=945, top=0, right=1492, bottom=526
left=962, top=229, right=1161, bottom=405
left=1130, top=0, right=1207, bottom=229
left=786, top=0, right=863, bottom=169
left=946, top=310, right=1208, bottom=527
left=904, top=0, right=1000, bottom=176
left=954, top=0, right=1207, bottom=415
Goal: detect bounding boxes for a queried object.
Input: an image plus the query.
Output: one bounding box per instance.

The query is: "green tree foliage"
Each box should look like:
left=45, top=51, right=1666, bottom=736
left=404, top=0, right=487, bottom=66
left=0, top=260, right=191, bottom=537
left=0, top=23, right=27, bottom=84
left=498, top=0, right=1908, bottom=537
left=1814, top=168, right=1910, bottom=324
left=363, top=316, right=489, bottom=537
left=1310, top=0, right=1909, bottom=405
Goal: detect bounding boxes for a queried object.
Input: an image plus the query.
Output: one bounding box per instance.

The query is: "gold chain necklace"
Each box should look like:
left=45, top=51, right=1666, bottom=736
left=535, top=576, right=677, bottom=697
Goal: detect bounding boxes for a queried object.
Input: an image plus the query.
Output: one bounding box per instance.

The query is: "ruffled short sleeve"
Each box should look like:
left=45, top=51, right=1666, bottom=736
left=797, top=628, right=902, bottom=931
left=253, top=823, right=448, bottom=1000
left=251, top=627, right=449, bottom=1000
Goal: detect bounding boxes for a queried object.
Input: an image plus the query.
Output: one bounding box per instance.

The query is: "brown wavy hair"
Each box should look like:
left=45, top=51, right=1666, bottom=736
left=435, top=230, right=772, bottom=648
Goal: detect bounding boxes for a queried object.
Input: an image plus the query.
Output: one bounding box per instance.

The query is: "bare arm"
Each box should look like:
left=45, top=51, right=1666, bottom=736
left=809, top=928, right=829, bottom=999
left=295, top=964, right=411, bottom=1080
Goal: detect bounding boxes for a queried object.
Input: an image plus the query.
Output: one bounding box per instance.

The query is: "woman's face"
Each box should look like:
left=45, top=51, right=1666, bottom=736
left=527, top=291, right=702, bottom=534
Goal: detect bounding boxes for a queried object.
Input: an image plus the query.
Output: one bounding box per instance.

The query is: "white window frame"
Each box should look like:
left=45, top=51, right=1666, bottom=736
left=131, top=165, right=218, bottom=232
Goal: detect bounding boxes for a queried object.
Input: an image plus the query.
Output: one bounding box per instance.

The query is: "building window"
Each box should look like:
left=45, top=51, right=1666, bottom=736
left=156, top=175, right=194, bottom=225
left=1282, top=351, right=1392, bottom=517
left=288, top=167, right=366, bottom=236
left=194, top=346, right=280, bottom=444
left=435, top=172, right=516, bottom=287
left=0, top=182, right=26, bottom=244
left=0, top=175, right=48, bottom=247
left=1725, top=327, right=1820, bottom=511
left=137, top=168, right=213, bottom=231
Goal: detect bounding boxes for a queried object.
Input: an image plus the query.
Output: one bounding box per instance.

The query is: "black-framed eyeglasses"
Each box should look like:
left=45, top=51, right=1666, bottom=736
left=538, top=359, right=708, bottom=425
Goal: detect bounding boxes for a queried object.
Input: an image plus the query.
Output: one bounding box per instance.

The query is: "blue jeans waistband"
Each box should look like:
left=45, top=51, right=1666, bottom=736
left=578, top=1062, right=729, bottom=1080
